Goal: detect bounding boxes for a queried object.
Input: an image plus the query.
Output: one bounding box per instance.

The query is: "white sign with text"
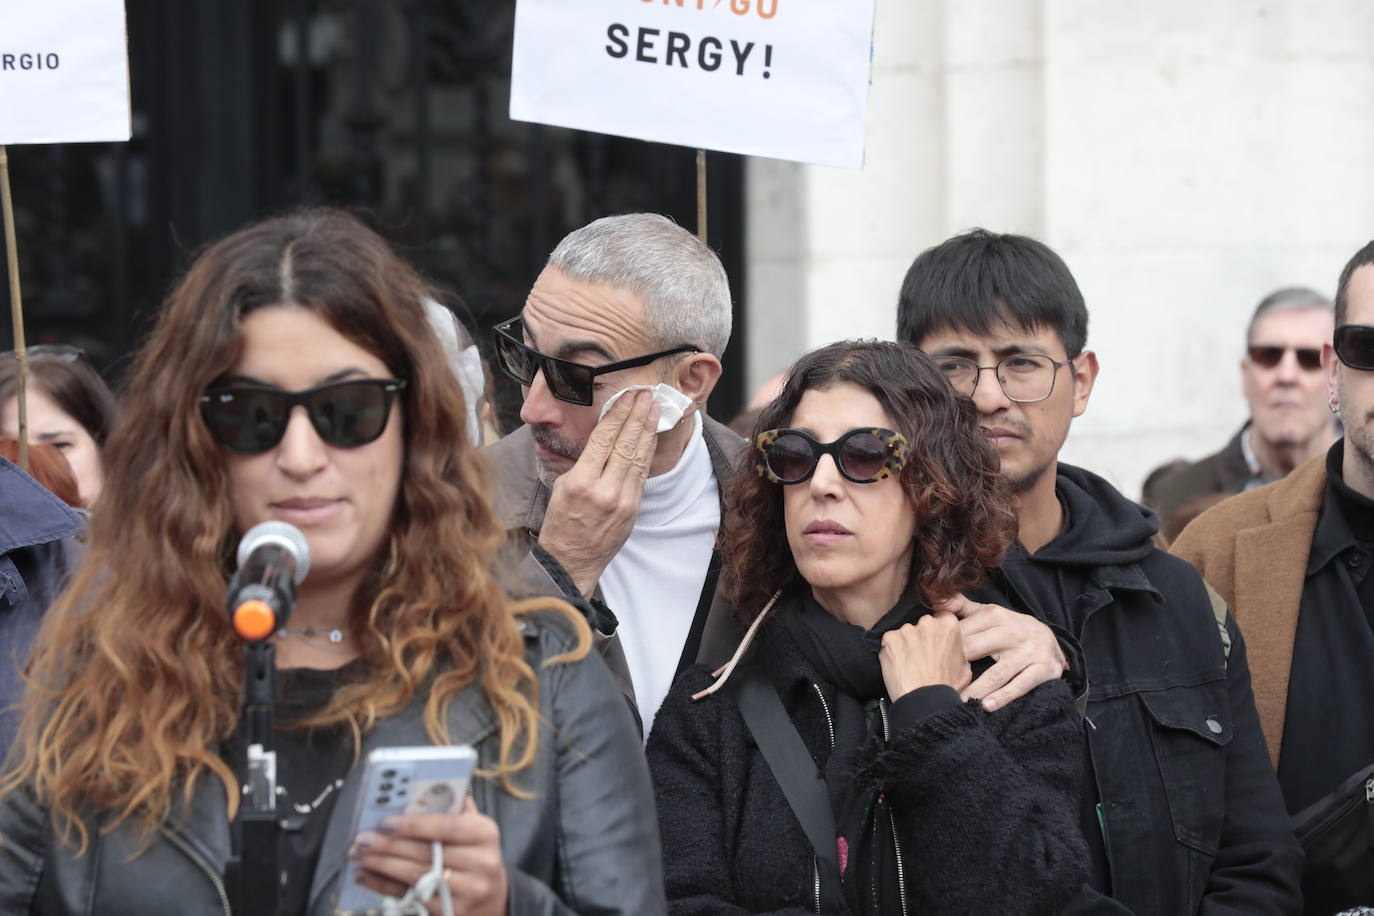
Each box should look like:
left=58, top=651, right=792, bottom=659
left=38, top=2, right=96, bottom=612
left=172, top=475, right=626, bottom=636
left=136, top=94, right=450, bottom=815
left=1, top=0, right=131, bottom=145
left=511, top=0, right=876, bottom=169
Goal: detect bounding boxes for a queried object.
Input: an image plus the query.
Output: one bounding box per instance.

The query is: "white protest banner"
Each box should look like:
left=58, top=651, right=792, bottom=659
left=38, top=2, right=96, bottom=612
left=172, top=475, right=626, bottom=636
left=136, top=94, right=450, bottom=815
left=511, top=0, right=876, bottom=169
left=1, top=0, right=131, bottom=145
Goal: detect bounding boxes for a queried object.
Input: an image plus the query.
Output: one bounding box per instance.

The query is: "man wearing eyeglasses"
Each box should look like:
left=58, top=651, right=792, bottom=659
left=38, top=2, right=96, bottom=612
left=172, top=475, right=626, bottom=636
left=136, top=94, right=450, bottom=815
left=1172, top=241, right=1374, bottom=912
left=483, top=213, right=744, bottom=735
left=898, top=229, right=1301, bottom=914
left=1145, top=287, right=1337, bottom=538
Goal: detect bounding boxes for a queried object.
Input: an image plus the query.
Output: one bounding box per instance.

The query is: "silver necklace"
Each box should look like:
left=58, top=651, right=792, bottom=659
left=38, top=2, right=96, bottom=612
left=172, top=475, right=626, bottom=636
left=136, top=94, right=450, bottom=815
left=277, top=625, right=347, bottom=645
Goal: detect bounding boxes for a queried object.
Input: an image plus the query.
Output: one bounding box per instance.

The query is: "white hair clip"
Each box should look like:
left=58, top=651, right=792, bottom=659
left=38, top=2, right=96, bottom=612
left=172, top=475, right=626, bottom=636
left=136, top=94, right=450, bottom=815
left=423, top=299, right=485, bottom=445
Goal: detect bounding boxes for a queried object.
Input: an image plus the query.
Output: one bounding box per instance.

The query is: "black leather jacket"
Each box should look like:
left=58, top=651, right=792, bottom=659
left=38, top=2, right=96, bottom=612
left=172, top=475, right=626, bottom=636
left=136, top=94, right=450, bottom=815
left=0, top=615, right=667, bottom=915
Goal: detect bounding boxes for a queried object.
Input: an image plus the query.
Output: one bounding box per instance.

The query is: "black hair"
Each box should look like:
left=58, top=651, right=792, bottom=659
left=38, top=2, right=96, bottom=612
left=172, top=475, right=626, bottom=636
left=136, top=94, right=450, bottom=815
left=1335, top=241, right=1374, bottom=326
left=896, top=228, right=1089, bottom=358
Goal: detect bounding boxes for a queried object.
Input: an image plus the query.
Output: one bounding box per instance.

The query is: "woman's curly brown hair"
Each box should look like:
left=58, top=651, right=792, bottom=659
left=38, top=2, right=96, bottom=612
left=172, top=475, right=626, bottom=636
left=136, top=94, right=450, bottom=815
left=1, top=208, right=589, bottom=852
left=723, top=340, right=1017, bottom=619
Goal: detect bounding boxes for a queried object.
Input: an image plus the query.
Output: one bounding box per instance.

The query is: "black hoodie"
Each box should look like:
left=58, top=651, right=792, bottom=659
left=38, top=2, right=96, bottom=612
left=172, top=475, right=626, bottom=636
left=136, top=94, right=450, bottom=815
left=1000, top=463, right=1158, bottom=640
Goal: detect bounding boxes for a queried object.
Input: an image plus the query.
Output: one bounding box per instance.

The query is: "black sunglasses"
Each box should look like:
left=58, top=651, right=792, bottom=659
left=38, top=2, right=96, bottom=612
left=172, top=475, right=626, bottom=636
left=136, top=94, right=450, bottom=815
left=754, top=427, right=909, bottom=485
left=1247, top=344, right=1323, bottom=372
left=200, top=378, right=406, bottom=454
left=491, top=316, right=699, bottom=406
left=1334, top=325, right=1374, bottom=371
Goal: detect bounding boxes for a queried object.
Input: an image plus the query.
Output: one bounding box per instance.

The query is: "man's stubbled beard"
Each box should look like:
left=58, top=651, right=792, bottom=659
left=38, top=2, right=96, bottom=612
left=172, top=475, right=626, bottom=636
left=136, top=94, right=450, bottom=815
left=530, top=424, right=583, bottom=487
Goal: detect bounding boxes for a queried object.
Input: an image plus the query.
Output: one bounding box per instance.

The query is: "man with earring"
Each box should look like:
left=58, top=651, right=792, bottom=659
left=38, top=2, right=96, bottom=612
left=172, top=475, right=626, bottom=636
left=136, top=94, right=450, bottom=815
left=1173, top=240, right=1374, bottom=913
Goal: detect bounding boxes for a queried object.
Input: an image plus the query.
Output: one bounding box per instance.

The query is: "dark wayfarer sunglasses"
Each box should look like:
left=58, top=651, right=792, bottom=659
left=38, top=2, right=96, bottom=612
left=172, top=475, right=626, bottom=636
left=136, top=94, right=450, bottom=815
left=1334, top=325, right=1374, bottom=372
left=492, top=316, right=699, bottom=406
left=1247, top=345, right=1323, bottom=372
left=754, top=427, right=909, bottom=485
left=200, top=378, right=406, bottom=453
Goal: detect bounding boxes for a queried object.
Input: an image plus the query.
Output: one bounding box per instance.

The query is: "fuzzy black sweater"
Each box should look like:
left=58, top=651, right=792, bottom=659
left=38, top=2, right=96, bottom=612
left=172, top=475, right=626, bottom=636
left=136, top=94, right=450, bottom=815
left=646, top=612, right=1090, bottom=915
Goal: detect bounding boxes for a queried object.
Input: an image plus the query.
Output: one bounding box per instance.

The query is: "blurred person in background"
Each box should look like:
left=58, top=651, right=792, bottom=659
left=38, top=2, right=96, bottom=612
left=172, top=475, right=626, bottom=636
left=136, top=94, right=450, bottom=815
left=0, top=438, right=81, bottom=509
left=0, top=452, right=82, bottom=762
left=425, top=299, right=503, bottom=446
left=0, top=347, right=118, bottom=508
left=1145, top=287, right=1337, bottom=536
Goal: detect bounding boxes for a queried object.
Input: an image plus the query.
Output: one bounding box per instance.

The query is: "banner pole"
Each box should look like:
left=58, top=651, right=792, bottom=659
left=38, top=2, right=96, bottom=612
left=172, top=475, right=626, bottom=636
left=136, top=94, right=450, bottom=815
left=695, top=149, right=708, bottom=243
left=0, top=145, right=29, bottom=472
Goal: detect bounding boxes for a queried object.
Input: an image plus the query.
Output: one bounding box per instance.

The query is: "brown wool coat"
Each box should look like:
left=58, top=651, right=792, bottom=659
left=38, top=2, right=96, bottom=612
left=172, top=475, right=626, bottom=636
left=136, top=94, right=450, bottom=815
left=1169, top=453, right=1326, bottom=768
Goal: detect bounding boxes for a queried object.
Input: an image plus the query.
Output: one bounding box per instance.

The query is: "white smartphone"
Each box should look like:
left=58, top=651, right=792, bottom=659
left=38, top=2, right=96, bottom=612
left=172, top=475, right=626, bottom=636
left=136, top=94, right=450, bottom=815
left=334, top=745, right=478, bottom=915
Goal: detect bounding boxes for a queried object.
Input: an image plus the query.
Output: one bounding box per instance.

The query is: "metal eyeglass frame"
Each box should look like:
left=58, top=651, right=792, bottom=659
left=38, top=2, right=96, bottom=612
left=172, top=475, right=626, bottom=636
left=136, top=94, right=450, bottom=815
left=935, top=354, right=1071, bottom=403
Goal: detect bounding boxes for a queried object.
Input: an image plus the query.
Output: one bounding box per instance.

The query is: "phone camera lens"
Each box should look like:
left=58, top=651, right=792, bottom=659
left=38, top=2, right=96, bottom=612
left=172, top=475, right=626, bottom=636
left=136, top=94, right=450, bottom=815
left=381, top=769, right=397, bottom=779
left=376, top=795, right=391, bottom=806
left=379, top=782, right=393, bottom=792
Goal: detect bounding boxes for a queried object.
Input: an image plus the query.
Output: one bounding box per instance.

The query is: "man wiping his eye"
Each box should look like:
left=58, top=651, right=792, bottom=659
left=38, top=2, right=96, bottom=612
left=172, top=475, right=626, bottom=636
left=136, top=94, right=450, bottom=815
left=483, top=213, right=744, bottom=734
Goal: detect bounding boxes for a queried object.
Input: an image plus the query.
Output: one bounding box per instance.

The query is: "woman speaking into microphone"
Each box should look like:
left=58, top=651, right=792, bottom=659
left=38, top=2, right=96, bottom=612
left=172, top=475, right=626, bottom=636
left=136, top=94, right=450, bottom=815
left=0, top=209, right=663, bottom=915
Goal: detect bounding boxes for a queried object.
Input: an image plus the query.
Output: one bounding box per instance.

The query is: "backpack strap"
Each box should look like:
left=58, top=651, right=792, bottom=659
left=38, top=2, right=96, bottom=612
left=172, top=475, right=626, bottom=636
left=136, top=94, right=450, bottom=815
left=729, top=664, right=844, bottom=910
left=1204, top=581, right=1232, bottom=662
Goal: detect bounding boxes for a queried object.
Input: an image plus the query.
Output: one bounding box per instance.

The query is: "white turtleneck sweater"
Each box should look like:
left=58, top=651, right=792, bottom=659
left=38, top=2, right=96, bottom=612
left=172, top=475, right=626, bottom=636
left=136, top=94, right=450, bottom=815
left=599, top=412, right=720, bottom=736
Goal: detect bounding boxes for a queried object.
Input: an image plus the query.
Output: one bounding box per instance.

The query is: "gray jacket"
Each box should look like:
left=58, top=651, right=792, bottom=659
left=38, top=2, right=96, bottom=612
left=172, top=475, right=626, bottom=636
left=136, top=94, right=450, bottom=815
left=0, top=615, right=667, bottom=915
left=481, top=417, right=749, bottom=721
left=0, top=457, right=83, bottom=761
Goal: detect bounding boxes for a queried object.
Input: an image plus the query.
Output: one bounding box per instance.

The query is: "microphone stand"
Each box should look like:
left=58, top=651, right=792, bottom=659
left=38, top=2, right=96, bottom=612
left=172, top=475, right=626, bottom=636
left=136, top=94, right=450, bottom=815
left=223, top=524, right=308, bottom=915
left=226, top=639, right=283, bottom=915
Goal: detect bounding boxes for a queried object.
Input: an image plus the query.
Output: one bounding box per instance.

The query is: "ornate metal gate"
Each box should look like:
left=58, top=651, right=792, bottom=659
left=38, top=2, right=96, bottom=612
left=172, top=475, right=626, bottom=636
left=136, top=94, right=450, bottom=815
left=1, top=0, right=746, bottom=427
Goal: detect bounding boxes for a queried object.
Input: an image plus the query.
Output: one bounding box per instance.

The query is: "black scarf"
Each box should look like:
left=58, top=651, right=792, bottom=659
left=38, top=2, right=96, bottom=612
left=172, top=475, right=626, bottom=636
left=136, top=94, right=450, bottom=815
left=782, top=585, right=927, bottom=916
left=785, top=586, right=926, bottom=701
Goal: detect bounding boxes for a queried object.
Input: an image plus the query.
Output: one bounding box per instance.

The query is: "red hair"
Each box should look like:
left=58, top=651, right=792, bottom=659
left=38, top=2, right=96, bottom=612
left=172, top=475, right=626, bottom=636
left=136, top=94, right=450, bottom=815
left=0, top=437, right=81, bottom=507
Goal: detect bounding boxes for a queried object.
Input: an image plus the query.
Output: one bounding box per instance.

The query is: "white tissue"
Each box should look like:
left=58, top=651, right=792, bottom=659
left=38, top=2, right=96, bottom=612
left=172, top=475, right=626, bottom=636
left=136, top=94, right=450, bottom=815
left=598, top=383, right=693, bottom=433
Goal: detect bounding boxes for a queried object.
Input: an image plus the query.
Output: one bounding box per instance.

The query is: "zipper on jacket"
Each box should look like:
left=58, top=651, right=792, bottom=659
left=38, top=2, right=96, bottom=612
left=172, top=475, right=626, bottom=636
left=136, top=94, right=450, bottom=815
left=875, top=699, right=910, bottom=916
left=888, top=805, right=910, bottom=916
left=1367, top=778, right=1374, bottom=844
left=812, top=682, right=836, bottom=749
left=813, top=857, right=822, bottom=913
left=160, top=827, right=232, bottom=916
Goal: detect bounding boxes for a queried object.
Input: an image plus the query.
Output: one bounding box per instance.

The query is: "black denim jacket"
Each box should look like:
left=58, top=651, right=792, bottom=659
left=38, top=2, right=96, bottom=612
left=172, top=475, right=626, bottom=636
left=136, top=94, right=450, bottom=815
left=1022, top=465, right=1303, bottom=915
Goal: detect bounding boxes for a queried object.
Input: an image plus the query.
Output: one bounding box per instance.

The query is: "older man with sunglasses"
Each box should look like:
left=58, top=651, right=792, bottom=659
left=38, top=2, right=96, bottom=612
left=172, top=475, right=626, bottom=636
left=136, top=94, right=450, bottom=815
left=1174, top=241, right=1374, bottom=912
left=1146, top=287, right=1337, bottom=539
left=482, top=213, right=744, bottom=735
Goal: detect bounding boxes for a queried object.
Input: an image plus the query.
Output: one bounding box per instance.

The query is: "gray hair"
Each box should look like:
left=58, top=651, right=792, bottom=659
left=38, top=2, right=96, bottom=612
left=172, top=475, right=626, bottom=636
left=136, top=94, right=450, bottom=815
left=1245, top=286, right=1332, bottom=344
left=547, top=213, right=732, bottom=359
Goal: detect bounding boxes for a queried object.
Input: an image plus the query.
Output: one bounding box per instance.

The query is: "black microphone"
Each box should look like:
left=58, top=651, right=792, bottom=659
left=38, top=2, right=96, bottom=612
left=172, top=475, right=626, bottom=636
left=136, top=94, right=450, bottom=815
left=228, top=522, right=310, bottom=641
